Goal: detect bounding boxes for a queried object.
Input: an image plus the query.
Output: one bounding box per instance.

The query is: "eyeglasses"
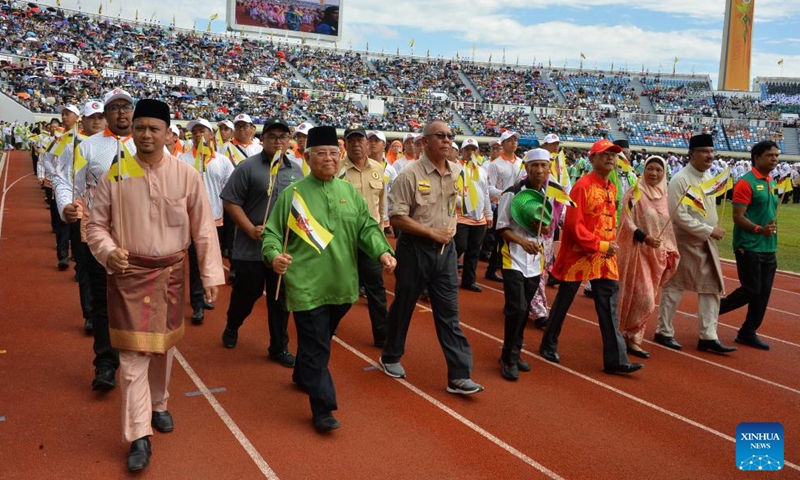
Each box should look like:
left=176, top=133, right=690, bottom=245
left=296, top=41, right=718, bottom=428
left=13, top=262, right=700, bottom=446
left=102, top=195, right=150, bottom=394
left=265, top=133, right=290, bottom=141
left=106, top=104, right=134, bottom=112
left=426, top=132, right=455, bottom=141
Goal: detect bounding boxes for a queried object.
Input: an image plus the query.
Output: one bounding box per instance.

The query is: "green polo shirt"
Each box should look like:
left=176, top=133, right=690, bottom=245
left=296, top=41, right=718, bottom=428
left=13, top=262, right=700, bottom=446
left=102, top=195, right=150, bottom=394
left=731, top=169, right=778, bottom=253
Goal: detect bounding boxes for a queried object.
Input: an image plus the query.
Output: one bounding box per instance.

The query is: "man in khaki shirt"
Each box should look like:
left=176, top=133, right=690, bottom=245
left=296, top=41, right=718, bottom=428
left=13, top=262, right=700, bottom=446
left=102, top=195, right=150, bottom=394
left=341, top=128, right=389, bottom=346
left=379, top=120, right=483, bottom=395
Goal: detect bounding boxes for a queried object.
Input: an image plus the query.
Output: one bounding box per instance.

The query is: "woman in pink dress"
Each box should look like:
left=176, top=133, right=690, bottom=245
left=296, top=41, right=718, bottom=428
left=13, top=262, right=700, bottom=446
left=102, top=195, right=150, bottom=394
left=617, top=156, right=680, bottom=358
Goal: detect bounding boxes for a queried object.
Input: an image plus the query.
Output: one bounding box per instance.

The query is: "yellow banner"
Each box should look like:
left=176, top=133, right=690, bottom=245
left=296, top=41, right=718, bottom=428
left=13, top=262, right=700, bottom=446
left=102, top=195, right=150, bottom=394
left=720, top=0, right=754, bottom=91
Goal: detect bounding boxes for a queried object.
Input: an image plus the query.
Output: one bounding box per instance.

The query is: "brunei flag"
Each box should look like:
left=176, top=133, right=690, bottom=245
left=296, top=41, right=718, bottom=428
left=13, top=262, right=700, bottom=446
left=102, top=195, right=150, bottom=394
left=193, top=138, right=213, bottom=173
left=288, top=189, right=333, bottom=253
left=108, top=141, right=143, bottom=182
left=701, top=168, right=733, bottom=198
left=267, top=150, right=283, bottom=195
left=681, top=185, right=707, bottom=217
left=456, top=162, right=480, bottom=214
left=774, top=174, right=793, bottom=196
left=617, top=154, right=634, bottom=174
left=624, top=179, right=642, bottom=216
left=50, top=129, right=76, bottom=157
left=546, top=178, right=576, bottom=207
left=72, top=136, right=87, bottom=173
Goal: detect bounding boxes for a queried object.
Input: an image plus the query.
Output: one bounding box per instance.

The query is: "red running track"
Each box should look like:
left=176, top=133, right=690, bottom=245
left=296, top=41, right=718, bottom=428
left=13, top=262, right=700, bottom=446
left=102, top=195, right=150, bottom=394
left=0, top=150, right=798, bottom=479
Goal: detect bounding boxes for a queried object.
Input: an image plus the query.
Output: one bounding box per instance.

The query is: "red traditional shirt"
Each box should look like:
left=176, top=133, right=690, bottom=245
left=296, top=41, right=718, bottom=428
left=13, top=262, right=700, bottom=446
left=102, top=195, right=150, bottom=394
left=551, top=171, right=618, bottom=282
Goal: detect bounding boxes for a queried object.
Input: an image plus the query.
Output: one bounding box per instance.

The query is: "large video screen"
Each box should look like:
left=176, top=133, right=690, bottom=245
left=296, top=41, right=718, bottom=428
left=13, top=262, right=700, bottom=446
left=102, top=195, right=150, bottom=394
left=227, top=0, right=342, bottom=42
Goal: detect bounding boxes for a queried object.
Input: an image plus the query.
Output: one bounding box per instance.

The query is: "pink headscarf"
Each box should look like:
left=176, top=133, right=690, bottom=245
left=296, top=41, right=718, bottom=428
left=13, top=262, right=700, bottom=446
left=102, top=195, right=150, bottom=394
left=640, top=155, right=668, bottom=200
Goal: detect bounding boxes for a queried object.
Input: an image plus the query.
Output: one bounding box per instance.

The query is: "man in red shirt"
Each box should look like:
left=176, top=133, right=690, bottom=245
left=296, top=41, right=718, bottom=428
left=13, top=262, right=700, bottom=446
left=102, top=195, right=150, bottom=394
left=539, top=139, right=643, bottom=374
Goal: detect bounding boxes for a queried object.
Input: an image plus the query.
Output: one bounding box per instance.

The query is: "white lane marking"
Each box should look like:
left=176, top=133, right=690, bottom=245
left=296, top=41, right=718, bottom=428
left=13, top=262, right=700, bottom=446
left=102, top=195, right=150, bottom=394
left=333, top=337, right=566, bottom=480
left=174, top=349, right=280, bottom=480
left=455, top=322, right=800, bottom=473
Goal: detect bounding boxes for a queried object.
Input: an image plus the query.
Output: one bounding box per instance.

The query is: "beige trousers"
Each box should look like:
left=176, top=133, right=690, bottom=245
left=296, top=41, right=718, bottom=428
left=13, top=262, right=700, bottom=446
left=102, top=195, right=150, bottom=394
left=656, top=285, right=719, bottom=341
left=119, top=347, right=174, bottom=442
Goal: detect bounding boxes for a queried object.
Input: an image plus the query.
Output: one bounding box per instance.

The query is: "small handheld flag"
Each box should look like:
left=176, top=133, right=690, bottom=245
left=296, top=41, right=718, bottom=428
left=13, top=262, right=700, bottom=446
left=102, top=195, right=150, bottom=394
left=288, top=189, right=333, bottom=253
left=681, top=185, right=707, bottom=217
left=546, top=178, right=576, bottom=207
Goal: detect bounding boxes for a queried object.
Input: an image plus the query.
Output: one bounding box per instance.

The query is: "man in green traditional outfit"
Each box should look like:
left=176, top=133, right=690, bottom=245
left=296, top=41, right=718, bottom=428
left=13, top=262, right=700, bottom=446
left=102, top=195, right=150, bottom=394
left=262, top=126, right=396, bottom=433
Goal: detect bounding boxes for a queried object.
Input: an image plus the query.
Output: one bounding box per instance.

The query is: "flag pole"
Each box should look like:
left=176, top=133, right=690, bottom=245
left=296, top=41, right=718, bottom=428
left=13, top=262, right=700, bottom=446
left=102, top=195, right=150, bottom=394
left=274, top=187, right=293, bottom=300
left=263, top=149, right=281, bottom=226
left=117, top=139, right=124, bottom=249
left=656, top=185, right=690, bottom=239
left=719, top=193, right=728, bottom=225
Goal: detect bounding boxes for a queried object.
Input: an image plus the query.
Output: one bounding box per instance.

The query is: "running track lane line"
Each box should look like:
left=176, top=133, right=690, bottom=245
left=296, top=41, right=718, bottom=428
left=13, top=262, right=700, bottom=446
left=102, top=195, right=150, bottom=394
left=475, top=281, right=800, bottom=395
left=0, top=154, right=32, bottom=254
left=332, top=336, right=567, bottom=480
left=173, top=349, right=280, bottom=480
left=454, top=322, right=800, bottom=473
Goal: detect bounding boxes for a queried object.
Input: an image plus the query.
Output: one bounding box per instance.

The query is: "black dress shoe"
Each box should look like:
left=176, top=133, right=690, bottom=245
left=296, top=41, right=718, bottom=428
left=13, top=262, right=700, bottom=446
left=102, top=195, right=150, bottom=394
left=532, top=317, right=548, bottom=330
left=603, top=363, right=644, bottom=374
left=697, top=339, right=737, bottom=353
left=222, top=327, right=238, bottom=349
left=627, top=347, right=651, bottom=359
left=127, top=436, right=151, bottom=472
left=313, top=413, right=341, bottom=433
left=268, top=351, right=296, bottom=368
left=92, top=367, right=116, bottom=391
left=539, top=349, right=560, bottom=363
left=151, top=411, right=174, bottom=433
left=484, top=272, right=503, bottom=282
left=203, top=301, right=214, bottom=310
left=191, top=309, right=204, bottom=325
left=517, top=358, right=531, bottom=372
left=653, top=333, right=682, bottom=350
left=461, top=283, right=483, bottom=292
left=735, top=335, right=770, bottom=350
left=57, top=258, right=69, bottom=270
left=83, top=318, right=93, bottom=335
left=499, top=358, right=519, bottom=381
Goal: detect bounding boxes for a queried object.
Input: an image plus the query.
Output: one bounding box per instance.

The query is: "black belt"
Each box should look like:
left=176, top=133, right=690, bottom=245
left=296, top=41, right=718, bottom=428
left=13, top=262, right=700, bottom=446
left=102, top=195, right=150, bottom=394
left=399, top=232, right=447, bottom=250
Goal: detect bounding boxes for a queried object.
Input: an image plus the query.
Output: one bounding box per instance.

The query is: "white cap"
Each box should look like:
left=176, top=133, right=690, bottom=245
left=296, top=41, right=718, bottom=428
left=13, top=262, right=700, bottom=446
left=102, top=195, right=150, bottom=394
left=218, top=120, right=234, bottom=130
left=403, top=132, right=417, bottom=143
left=367, top=130, right=386, bottom=143
left=499, top=131, right=520, bottom=143
left=451, top=141, right=459, bottom=149
left=81, top=101, right=103, bottom=117
left=58, top=104, right=81, bottom=116
left=489, top=138, right=502, bottom=147
left=523, top=148, right=551, bottom=163
left=186, top=118, right=213, bottom=133
left=168, top=125, right=180, bottom=135
left=233, top=113, right=253, bottom=125
left=543, top=133, right=560, bottom=144
left=293, top=122, right=314, bottom=136
left=461, top=138, right=479, bottom=150
left=413, top=133, right=425, bottom=143
left=103, top=87, right=134, bottom=106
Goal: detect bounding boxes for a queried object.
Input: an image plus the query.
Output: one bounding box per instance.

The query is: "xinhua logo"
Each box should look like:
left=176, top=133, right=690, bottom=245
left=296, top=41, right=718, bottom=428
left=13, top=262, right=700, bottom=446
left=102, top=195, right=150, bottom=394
left=736, top=422, right=784, bottom=471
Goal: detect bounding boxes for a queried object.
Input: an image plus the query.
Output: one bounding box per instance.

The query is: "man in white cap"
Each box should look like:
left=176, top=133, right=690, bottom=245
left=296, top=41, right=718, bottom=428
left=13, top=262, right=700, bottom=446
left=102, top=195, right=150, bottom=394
left=454, top=138, right=491, bottom=292
left=390, top=132, right=419, bottom=173
left=216, top=120, right=234, bottom=153
left=220, top=113, right=262, bottom=165
left=179, top=118, right=234, bottom=324
left=165, top=125, right=184, bottom=157
left=43, top=104, right=81, bottom=271
left=367, top=130, right=395, bottom=233
left=52, top=100, right=106, bottom=334
left=479, top=137, right=503, bottom=263
left=69, top=87, right=137, bottom=391
left=485, top=130, right=523, bottom=282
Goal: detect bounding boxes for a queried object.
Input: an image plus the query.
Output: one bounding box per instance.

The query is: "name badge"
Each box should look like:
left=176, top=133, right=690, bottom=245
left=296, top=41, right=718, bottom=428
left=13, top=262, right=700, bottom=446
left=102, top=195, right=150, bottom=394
left=418, top=180, right=431, bottom=195
left=756, top=185, right=764, bottom=191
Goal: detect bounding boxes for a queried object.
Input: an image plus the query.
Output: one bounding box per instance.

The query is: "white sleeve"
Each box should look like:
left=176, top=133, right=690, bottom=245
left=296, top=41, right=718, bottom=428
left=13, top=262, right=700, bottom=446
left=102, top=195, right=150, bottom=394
left=496, top=191, right=514, bottom=231
left=52, top=149, right=74, bottom=222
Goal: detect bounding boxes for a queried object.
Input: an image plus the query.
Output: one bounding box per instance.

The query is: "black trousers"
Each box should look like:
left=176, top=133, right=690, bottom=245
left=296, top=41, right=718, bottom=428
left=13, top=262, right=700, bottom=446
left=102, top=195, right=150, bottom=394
left=382, top=235, right=473, bottom=381
left=455, top=223, right=487, bottom=287
left=219, top=213, right=235, bottom=255
left=485, top=205, right=500, bottom=275
left=792, top=186, right=800, bottom=204
left=293, top=304, right=351, bottom=420
left=225, top=259, right=290, bottom=355
left=357, top=249, right=387, bottom=345
left=540, top=279, right=628, bottom=368
left=71, top=226, right=93, bottom=320
left=501, top=269, right=540, bottom=364
left=719, top=250, right=777, bottom=338
left=86, top=252, right=119, bottom=370
left=47, top=194, right=69, bottom=261
left=187, top=241, right=205, bottom=312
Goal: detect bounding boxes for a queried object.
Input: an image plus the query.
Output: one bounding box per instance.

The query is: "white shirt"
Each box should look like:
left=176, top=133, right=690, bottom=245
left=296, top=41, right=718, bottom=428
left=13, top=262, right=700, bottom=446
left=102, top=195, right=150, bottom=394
left=486, top=155, right=524, bottom=201
left=76, top=131, right=137, bottom=212
left=496, top=184, right=543, bottom=277
left=456, top=160, right=492, bottom=222
left=178, top=150, right=234, bottom=221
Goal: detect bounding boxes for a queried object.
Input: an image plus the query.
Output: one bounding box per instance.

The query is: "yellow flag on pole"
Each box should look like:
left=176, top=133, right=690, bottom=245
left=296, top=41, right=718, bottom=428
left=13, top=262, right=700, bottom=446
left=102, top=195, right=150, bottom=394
left=108, top=142, right=144, bottom=183
left=681, top=185, right=707, bottom=217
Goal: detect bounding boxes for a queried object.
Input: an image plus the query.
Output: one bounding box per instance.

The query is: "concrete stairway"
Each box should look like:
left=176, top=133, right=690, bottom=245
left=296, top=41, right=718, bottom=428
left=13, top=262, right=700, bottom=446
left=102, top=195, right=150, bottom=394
left=607, top=117, right=628, bottom=142
left=782, top=127, right=800, bottom=155
left=456, top=70, right=485, bottom=102
left=631, top=77, right=656, bottom=114
left=363, top=58, right=401, bottom=96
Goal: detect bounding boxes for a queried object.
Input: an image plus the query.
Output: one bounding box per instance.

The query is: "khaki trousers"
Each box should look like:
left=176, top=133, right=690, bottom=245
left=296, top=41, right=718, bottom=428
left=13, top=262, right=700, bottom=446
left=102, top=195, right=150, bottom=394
left=119, top=347, right=174, bottom=442
left=656, top=285, right=719, bottom=341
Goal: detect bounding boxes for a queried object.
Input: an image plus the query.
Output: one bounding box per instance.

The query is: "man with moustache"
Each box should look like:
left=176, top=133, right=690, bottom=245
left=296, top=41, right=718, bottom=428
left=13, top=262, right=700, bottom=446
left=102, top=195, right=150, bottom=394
left=654, top=134, right=737, bottom=354
left=220, top=113, right=262, bottom=165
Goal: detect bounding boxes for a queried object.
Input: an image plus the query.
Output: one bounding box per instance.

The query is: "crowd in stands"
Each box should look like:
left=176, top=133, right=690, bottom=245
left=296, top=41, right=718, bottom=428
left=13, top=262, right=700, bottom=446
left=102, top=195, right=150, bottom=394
left=641, top=77, right=716, bottom=116
left=539, top=112, right=612, bottom=142
left=453, top=104, right=533, bottom=136
left=372, top=58, right=471, bottom=101
left=552, top=71, right=640, bottom=112
left=459, top=65, right=558, bottom=107
left=1, top=0, right=799, bottom=152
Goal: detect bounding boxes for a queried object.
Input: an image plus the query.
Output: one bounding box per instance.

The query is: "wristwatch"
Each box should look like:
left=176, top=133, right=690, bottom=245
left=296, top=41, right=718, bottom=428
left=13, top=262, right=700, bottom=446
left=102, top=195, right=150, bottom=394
left=753, top=225, right=762, bottom=235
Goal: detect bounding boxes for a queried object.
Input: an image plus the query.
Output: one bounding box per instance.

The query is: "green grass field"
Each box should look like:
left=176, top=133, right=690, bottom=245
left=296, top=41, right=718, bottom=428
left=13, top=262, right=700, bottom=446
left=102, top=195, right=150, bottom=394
left=715, top=199, right=800, bottom=273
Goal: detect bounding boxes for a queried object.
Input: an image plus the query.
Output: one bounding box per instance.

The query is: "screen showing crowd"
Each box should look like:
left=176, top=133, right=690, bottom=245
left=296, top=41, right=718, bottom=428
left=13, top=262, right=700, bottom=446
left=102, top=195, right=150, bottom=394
left=233, top=0, right=341, bottom=39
